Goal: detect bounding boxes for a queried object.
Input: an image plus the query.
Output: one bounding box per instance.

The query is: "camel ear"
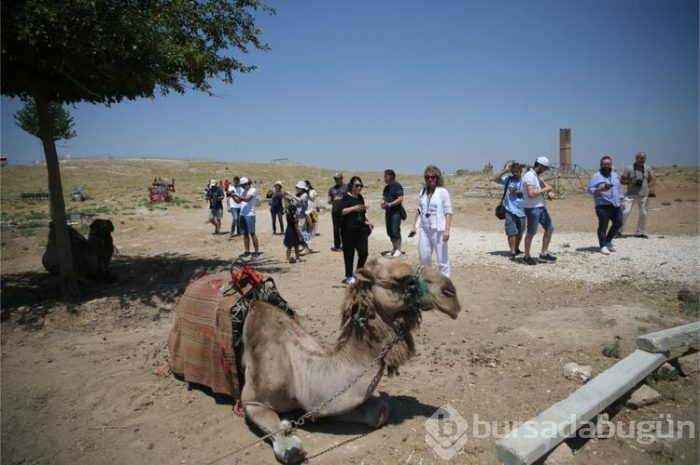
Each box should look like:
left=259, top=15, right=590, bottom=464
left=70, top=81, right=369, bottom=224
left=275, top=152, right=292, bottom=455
left=354, top=267, right=375, bottom=285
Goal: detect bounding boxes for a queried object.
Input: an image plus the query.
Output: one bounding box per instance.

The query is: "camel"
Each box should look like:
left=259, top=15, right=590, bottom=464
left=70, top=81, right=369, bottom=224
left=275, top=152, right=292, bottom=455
left=42, top=219, right=116, bottom=280
left=240, top=256, right=461, bottom=464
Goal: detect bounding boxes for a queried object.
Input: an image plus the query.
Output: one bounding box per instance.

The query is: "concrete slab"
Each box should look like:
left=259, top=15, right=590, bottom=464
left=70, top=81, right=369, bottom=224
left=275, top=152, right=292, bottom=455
left=495, top=350, right=667, bottom=465
left=636, top=322, right=699, bottom=353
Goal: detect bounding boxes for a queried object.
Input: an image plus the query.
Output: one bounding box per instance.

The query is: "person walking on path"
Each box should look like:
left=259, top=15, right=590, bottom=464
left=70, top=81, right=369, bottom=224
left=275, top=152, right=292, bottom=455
left=588, top=155, right=624, bottom=255
left=206, top=179, right=224, bottom=235
left=327, top=173, right=348, bottom=252
left=621, top=151, right=655, bottom=238
left=408, top=165, right=453, bottom=277
left=381, top=169, right=406, bottom=258
left=338, top=176, right=373, bottom=285
left=269, top=181, right=285, bottom=235
left=232, top=177, right=260, bottom=256
left=492, top=162, right=526, bottom=259
left=521, top=157, right=557, bottom=265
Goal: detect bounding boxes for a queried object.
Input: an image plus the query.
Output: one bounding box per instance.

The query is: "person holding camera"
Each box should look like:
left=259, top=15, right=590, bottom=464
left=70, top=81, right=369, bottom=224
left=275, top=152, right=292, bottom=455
left=620, top=151, right=655, bottom=238
left=492, top=161, right=526, bottom=259
left=521, top=157, right=556, bottom=265
left=588, top=155, right=624, bottom=255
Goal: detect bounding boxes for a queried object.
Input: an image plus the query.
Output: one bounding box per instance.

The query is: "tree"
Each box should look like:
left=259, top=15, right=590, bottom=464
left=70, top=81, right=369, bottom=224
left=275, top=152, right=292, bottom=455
left=1, top=0, right=273, bottom=299
left=14, top=98, right=77, bottom=142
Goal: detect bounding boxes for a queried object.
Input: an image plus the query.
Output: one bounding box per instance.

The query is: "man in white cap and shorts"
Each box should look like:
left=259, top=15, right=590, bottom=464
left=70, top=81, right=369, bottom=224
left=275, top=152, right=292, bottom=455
left=232, top=177, right=260, bottom=256
left=521, top=157, right=557, bottom=265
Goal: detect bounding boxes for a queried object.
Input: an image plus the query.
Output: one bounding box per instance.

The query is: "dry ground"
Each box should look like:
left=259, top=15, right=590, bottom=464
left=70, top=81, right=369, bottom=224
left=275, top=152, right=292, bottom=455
left=1, top=160, right=698, bottom=465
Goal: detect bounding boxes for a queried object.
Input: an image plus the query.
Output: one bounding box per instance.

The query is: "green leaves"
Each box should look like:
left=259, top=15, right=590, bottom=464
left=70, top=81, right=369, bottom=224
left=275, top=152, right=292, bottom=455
left=14, top=98, right=77, bottom=142
left=1, top=0, right=273, bottom=104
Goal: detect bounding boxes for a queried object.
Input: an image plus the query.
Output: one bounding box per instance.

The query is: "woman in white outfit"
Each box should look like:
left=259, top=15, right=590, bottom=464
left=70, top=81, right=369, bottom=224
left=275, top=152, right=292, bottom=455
left=409, top=165, right=453, bottom=277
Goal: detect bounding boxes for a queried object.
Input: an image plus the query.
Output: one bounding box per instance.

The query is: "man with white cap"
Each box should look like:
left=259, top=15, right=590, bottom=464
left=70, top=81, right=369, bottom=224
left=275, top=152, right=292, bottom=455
left=521, top=157, right=557, bottom=265
left=206, top=179, right=224, bottom=234
left=232, top=177, right=260, bottom=256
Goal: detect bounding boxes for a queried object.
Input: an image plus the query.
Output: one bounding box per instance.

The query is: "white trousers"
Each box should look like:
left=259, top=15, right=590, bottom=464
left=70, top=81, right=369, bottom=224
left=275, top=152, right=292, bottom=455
left=621, top=195, right=649, bottom=235
left=418, top=227, right=450, bottom=277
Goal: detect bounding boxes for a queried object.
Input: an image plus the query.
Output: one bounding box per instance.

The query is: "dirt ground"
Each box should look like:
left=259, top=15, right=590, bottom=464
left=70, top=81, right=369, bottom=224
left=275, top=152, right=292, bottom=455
left=1, top=170, right=699, bottom=465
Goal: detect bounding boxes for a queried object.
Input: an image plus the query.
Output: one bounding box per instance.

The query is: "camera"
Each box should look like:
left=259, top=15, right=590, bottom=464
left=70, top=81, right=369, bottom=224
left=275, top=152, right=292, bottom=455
left=635, top=179, right=643, bottom=187
left=605, top=183, right=613, bottom=189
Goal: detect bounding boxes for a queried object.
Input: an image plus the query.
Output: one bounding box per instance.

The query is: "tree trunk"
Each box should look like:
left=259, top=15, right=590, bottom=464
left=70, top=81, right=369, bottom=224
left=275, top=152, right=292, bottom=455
left=33, top=87, right=81, bottom=299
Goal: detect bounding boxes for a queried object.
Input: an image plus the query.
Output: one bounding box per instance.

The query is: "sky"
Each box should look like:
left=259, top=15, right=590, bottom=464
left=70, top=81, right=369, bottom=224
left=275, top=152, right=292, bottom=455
left=1, top=0, right=698, bottom=174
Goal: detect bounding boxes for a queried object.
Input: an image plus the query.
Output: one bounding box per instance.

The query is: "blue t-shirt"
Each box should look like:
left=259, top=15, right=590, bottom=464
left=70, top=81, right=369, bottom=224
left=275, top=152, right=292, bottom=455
left=588, top=170, right=623, bottom=207
left=500, top=175, right=525, bottom=217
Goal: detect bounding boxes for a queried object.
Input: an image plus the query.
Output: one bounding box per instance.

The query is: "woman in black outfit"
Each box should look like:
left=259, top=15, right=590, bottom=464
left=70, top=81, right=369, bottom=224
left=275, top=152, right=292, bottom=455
left=338, top=176, right=373, bottom=285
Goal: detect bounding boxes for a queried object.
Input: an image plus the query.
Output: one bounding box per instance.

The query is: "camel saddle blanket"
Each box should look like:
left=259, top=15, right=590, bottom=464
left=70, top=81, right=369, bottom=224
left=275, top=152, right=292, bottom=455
left=168, top=272, right=242, bottom=399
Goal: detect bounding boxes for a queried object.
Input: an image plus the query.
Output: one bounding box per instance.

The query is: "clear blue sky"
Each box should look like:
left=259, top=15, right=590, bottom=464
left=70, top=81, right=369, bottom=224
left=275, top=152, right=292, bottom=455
left=1, top=0, right=698, bottom=174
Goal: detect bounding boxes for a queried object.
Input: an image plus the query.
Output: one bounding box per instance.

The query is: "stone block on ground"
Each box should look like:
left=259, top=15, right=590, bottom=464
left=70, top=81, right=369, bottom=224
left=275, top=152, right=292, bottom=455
left=543, top=442, right=574, bottom=465
left=677, top=351, right=699, bottom=376
left=636, top=322, right=699, bottom=353
left=562, top=362, right=592, bottom=382
left=626, top=384, right=662, bottom=409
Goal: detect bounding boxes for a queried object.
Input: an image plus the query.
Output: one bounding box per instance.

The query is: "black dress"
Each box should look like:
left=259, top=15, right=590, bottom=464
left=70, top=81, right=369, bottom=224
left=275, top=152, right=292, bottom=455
left=283, top=210, right=301, bottom=248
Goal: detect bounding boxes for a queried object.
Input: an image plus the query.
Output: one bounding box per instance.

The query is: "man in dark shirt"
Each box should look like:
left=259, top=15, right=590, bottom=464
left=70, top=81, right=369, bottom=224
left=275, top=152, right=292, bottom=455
left=206, top=179, right=225, bottom=234
left=381, top=169, right=405, bottom=258
left=327, top=173, right=348, bottom=251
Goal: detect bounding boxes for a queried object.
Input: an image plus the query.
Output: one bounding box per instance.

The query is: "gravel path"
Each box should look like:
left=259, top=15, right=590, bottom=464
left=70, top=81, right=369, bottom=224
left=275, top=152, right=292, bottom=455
left=404, top=228, right=699, bottom=286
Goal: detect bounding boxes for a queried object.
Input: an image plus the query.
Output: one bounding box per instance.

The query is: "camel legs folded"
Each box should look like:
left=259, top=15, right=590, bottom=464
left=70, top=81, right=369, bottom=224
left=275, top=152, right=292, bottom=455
left=245, top=403, right=305, bottom=465
left=329, top=396, right=389, bottom=428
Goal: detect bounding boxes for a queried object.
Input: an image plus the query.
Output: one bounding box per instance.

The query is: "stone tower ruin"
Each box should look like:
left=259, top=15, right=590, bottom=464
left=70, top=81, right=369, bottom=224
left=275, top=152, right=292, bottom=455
left=559, top=128, right=572, bottom=172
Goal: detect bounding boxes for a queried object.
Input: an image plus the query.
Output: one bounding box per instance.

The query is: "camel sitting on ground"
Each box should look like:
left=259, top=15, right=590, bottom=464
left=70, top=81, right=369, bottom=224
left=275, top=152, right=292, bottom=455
left=241, top=256, right=461, bottom=464
left=42, top=219, right=116, bottom=280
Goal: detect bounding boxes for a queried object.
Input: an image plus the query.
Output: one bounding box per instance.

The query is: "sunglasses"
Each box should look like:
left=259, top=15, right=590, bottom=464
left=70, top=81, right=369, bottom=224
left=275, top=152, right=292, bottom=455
left=353, top=184, right=364, bottom=188
left=425, top=175, right=437, bottom=180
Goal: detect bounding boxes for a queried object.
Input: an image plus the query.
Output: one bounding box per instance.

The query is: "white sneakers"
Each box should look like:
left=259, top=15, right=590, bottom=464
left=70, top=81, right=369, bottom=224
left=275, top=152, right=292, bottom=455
left=600, top=246, right=611, bottom=255
left=607, top=243, right=616, bottom=252
left=342, top=276, right=357, bottom=285
left=391, top=249, right=402, bottom=258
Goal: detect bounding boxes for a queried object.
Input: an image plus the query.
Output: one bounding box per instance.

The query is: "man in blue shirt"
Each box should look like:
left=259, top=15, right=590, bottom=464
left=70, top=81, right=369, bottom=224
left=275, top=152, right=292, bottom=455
left=588, top=155, right=623, bottom=255
left=492, top=162, right=526, bottom=259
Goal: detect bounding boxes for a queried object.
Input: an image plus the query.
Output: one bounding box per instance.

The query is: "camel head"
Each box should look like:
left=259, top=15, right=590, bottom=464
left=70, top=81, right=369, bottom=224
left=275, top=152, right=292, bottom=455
left=338, top=257, right=461, bottom=374
left=89, top=219, right=114, bottom=237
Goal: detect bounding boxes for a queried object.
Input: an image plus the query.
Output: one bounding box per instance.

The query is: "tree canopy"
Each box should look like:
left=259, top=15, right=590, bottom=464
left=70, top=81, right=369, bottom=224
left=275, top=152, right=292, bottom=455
left=14, top=98, right=77, bottom=142
left=1, top=0, right=273, bottom=104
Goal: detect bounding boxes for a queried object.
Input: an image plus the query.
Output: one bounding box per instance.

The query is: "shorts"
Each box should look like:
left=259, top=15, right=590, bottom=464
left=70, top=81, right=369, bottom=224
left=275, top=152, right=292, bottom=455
left=385, top=211, right=402, bottom=240
left=524, top=207, right=554, bottom=236
left=504, top=211, right=525, bottom=236
left=209, top=208, right=223, bottom=220
left=239, top=216, right=256, bottom=234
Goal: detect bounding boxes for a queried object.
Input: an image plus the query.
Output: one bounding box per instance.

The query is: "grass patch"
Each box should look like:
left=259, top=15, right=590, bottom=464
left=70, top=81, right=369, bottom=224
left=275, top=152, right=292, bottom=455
left=681, top=301, right=699, bottom=317
left=14, top=220, right=45, bottom=230
left=602, top=336, right=622, bottom=359
left=646, top=378, right=678, bottom=401
left=674, top=198, right=683, bottom=202
left=661, top=201, right=672, bottom=206
left=561, top=243, right=570, bottom=249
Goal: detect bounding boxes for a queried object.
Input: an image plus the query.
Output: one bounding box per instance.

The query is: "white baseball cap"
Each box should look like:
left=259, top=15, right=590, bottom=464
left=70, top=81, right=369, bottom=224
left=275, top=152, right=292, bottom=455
left=536, top=157, right=550, bottom=168
left=239, top=177, right=250, bottom=185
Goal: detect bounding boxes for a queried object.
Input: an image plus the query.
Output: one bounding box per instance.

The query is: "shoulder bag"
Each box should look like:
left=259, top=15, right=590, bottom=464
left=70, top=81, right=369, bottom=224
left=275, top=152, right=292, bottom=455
left=495, top=177, right=509, bottom=220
